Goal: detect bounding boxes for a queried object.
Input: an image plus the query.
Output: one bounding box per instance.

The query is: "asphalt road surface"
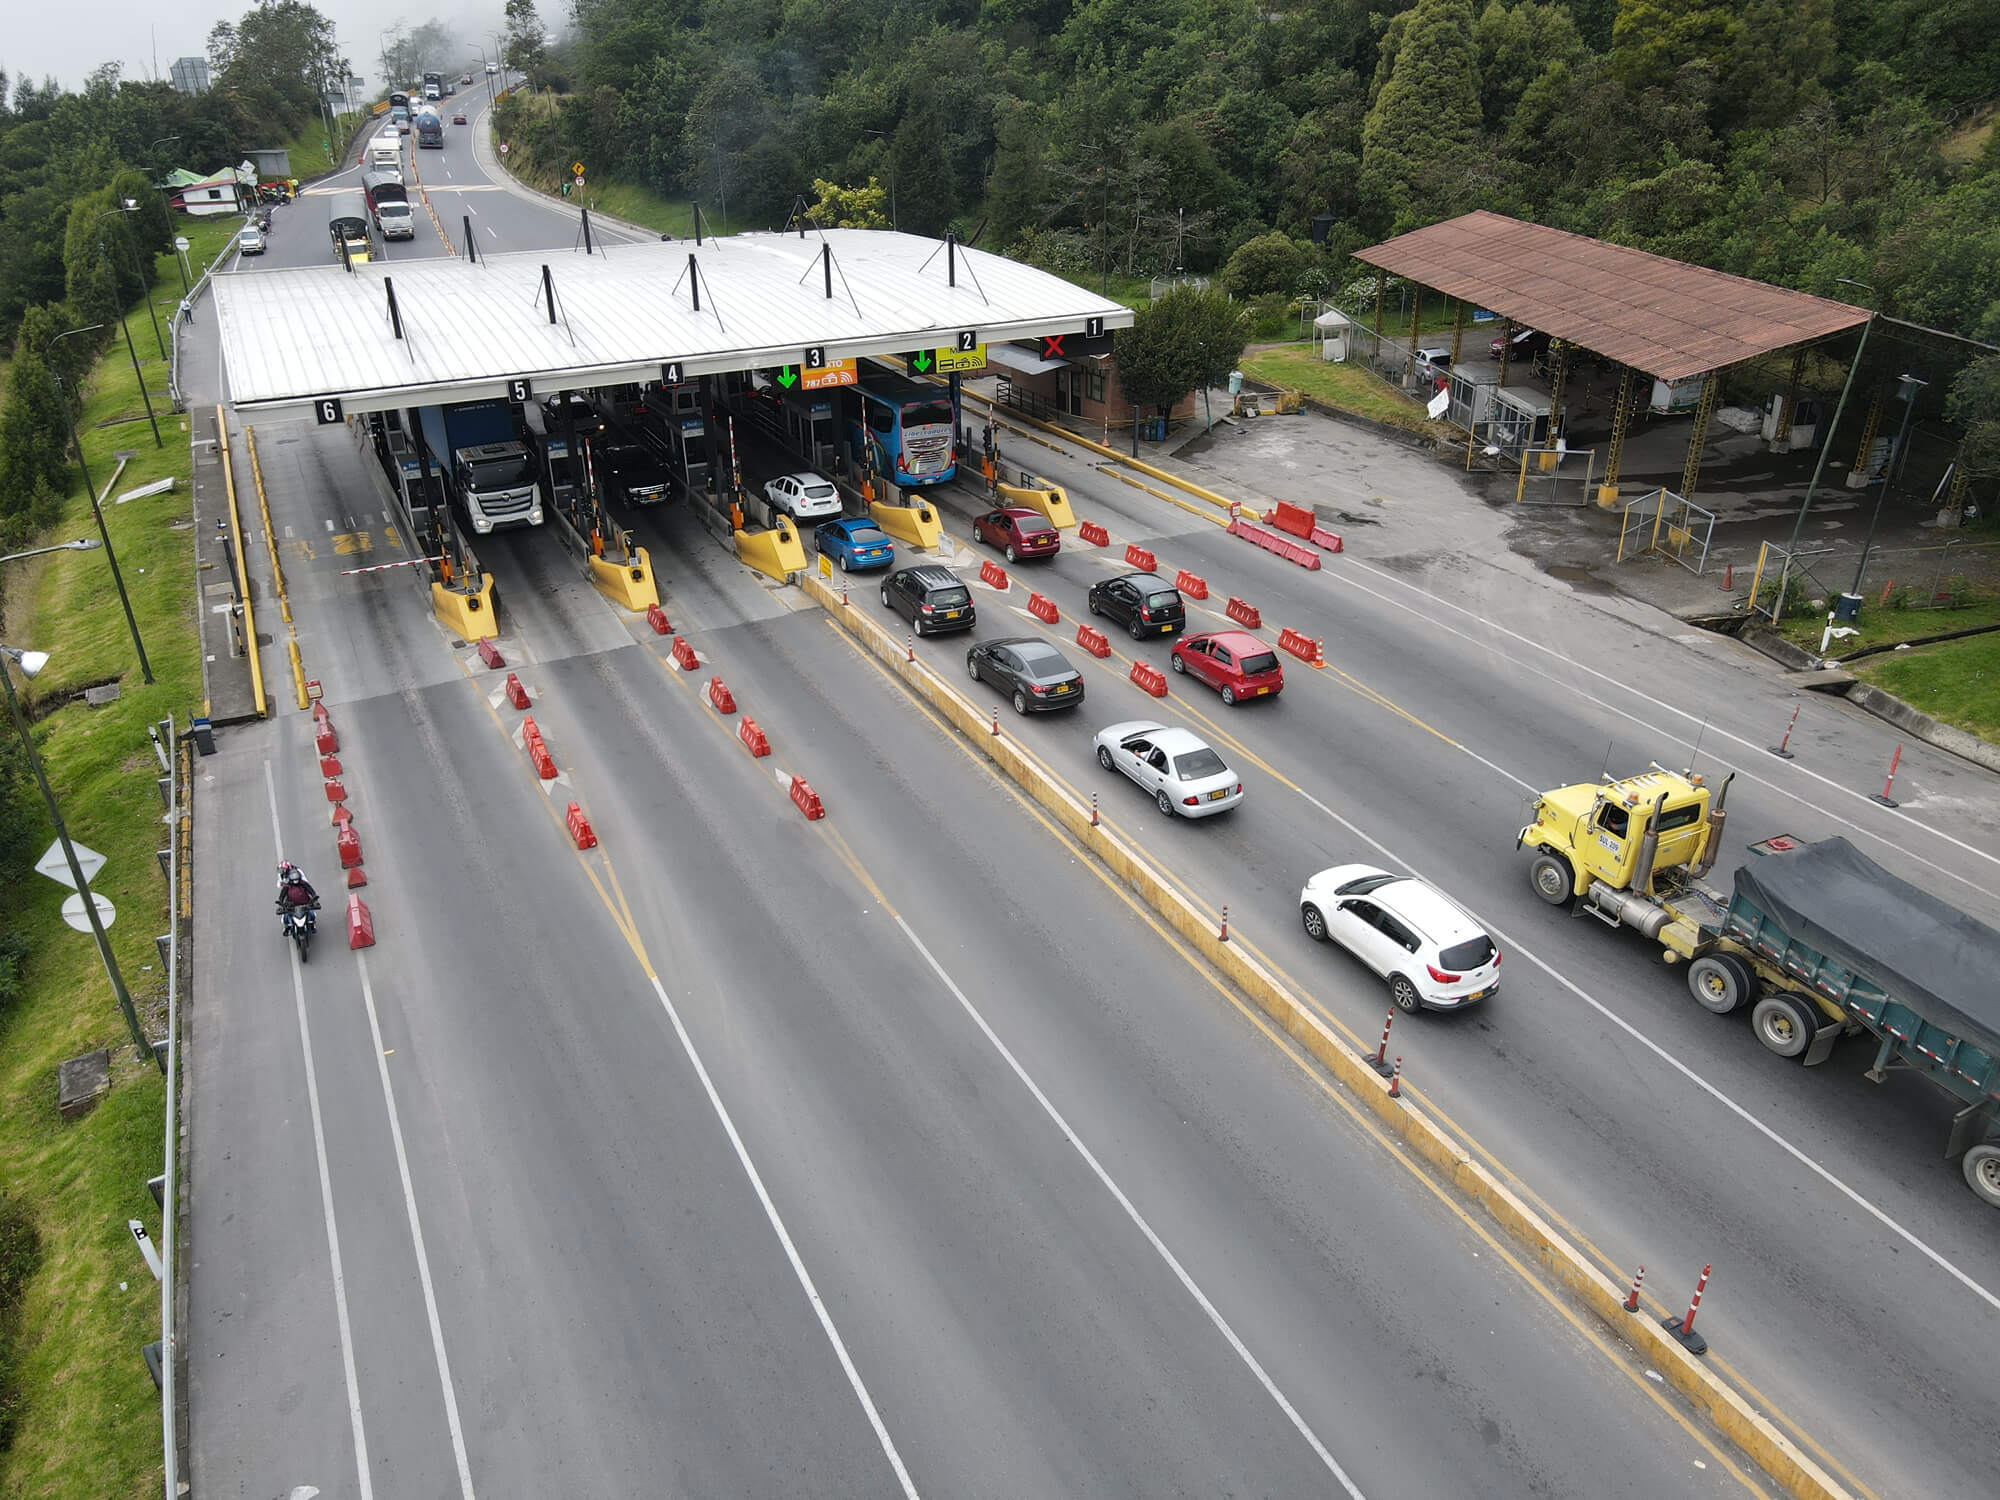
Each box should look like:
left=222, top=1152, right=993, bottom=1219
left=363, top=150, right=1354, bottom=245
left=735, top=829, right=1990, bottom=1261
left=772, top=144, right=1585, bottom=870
left=183, top=88, right=2000, bottom=1500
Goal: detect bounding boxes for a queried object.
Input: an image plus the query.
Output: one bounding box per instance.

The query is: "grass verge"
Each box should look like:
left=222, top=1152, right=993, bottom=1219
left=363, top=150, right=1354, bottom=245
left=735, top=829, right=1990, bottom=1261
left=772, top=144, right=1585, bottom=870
left=1777, top=595, right=2000, bottom=652
left=1853, top=632, right=2000, bottom=742
left=0, top=219, right=208, bottom=1500
left=1239, top=343, right=1438, bottom=433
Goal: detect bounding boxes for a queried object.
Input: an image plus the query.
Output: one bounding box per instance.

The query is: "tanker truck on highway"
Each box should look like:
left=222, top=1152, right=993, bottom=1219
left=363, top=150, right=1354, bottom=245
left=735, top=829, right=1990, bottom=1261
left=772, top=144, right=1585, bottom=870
left=1518, top=766, right=2000, bottom=1207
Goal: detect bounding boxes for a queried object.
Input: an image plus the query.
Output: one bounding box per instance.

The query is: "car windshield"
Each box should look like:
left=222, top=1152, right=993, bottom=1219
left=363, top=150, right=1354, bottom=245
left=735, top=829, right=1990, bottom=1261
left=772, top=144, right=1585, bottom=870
left=1146, top=591, right=1183, bottom=610
left=1173, top=748, right=1227, bottom=779
left=1239, top=651, right=1279, bottom=675
left=466, top=456, right=531, bottom=487
left=903, top=400, right=954, bottom=428
left=929, top=586, right=970, bottom=607
left=802, top=483, right=836, bottom=499
left=1439, top=935, right=1496, bottom=970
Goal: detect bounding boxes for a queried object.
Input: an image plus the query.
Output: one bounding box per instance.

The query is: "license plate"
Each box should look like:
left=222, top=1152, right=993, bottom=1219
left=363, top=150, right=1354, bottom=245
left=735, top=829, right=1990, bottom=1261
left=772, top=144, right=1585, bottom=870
left=1206, top=788, right=1229, bottom=801
left=1466, top=988, right=1489, bottom=1002
left=1053, top=683, right=1072, bottom=694
left=1256, top=686, right=1270, bottom=695
left=943, top=610, right=961, bottom=619
left=1159, top=624, right=1174, bottom=634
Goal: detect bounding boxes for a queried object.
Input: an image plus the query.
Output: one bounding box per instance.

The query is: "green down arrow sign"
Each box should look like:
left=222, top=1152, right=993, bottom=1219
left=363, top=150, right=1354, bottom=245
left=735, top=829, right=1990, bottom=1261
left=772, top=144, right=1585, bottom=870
left=908, top=350, right=934, bottom=375
left=776, top=366, right=799, bottom=389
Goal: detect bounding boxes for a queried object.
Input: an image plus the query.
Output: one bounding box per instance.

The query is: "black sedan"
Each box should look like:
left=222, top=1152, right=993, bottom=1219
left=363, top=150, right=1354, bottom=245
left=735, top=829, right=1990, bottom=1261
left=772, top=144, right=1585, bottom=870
left=967, top=637, right=1086, bottom=714
left=597, top=443, right=672, bottom=506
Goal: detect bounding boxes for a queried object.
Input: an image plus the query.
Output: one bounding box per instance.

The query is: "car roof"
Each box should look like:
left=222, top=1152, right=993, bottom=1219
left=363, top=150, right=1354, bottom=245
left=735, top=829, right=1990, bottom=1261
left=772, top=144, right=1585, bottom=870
left=1110, top=722, right=1208, bottom=754
left=997, top=507, right=1051, bottom=523
left=987, top=635, right=1064, bottom=658
left=898, top=564, right=962, bottom=586
left=1106, top=571, right=1161, bottom=585
left=1375, top=877, right=1487, bottom=942
left=781, top=471, right=828, bottom=485
left=1187, top=630, right=1270, bottom=654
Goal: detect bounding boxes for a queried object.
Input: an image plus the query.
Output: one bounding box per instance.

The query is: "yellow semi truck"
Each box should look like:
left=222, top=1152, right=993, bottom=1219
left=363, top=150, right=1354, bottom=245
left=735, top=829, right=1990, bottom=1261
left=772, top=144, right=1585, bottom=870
left=1517, top=765, right=2000, bottom=1206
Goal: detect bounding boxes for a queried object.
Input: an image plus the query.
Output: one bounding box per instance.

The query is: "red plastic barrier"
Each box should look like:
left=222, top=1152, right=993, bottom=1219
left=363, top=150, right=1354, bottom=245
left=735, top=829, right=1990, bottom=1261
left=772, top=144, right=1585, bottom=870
left=671, top=636, right=699, bottom=671
left=476, top=637, right=505, bottom=669
left=1309, top=524, right=1344, bottom=553
left=318, top=754, right=342, bottom=778
left=1277, top=627, right=1318, bottom=663
left=1027, top=592, right=1059, bottom=623
left=1078, top=520, right=1110, bottom=546
left=522, top=715, right=544, bottom=748
left=789, top=774, right=826, bottom=821
left=331, top=804, right=352, bottom=828
left=344, top=865, right=368, bottom=889
left=1075, top=624, right=1111, bottom=658
left=530, top=743, right=557, bottom=779
left=565, top=801, right=598, bottom=849
left=980, top=558, right=1009, bottom=590
left=1124, top=542, right=1157, bottom=572
left=314, top=723, right=339, bottom=756
left=737, top=716, right=771, bottom=757
left=1270, top=501, right=1318, bottom=541
left=1226, top=596, right=1263, bottom=629
left=312, top=700, right=330, bottom=725
left=1174, top=568, right=1209, bottom=600
left=707, top=676, right=737, bottom=714
left=646, top=603, right=671, bottom=635
left=504, top=672, right=530, bottom=709
left=336, top=824, right=362, bottom=869
left=346, top=894, right=375, bottom=949
left=1129, top=660, right=1169, bottom=697
left=323, top=777, right=346, bottom=803
left=1227, top=517, right=1322, bottom=571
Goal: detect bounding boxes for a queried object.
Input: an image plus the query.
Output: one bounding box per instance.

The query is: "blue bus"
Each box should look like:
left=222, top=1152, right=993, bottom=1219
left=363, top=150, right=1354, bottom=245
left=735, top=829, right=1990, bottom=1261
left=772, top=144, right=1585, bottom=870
left=845, top=373, right=957, bottom=486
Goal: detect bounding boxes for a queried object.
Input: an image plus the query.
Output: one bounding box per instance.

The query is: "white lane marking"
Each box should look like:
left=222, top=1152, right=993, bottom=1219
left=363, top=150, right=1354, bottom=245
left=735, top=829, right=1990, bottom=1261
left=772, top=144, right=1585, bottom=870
left=324, top=518, right=335, bottom=532
left=355, top=954, right=478, bottom=1498
left=644, top=974, right=920, bottom=1498
left=885, top=912, right=1366, bottom=1496
left=264, top=761, right=374, bottom=1500
left=1334, top=555, right=2000, bottom=887
left=1265, top=767, right=2000, bottom=1314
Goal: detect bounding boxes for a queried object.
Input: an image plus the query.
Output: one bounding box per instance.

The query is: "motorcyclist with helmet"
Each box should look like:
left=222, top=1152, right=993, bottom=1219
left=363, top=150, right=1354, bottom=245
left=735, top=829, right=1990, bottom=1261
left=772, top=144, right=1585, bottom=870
left=275, top=860, right=320, bottom=934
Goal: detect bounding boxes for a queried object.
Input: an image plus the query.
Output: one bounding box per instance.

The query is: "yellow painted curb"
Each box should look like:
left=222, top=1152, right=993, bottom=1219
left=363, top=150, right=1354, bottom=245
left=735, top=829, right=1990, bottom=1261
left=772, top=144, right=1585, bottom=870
left=287, top=636, right=308, bottom=710
left=868, top=499, right=944, bottom=549
left=961, top=387, right=1238, bottom=516
left=799, top=566, right=1852, bottom=1500
left=214, top=405, right=267, bottom=718
left=995, top=480, right=1077, bottom=530
left=431, top=574, right=496, bottom=639
left=734, top=522, right=807, bottom=581
left=589, top=545, right=660, bottom=611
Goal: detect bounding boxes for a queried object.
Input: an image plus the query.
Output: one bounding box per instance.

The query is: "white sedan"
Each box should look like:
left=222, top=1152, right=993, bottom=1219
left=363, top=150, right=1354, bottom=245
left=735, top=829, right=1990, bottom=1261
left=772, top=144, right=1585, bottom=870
left=764, top=471, right=843, bottom=520
left=1299, top=864, right=1501, bottom=1013
left=1093, top=720, right=1242, bottom=818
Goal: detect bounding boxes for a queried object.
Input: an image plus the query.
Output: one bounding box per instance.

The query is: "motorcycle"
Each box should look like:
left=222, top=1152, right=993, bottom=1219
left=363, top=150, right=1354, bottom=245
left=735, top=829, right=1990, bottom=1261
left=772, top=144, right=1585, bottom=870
left=257, top=212, right=272, bottom=234
left=280, top=900, right=319, bottom=962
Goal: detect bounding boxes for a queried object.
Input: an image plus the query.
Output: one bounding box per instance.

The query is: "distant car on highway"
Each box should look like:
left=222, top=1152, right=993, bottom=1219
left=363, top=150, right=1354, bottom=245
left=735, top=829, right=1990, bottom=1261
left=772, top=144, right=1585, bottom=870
left=453, top=110, right=467, bottom=125
left=597, top=443, right=672, bottom=506
left=881, top=565, right=975, bottom=635
left=966, top=637, right=1085, bottom=714
left=1094, top=721, right=1241, bottom=818
left=1087, top=572, right=1186, bottom=639
left=764, top=471, right=842, bottom=520
left=237, top=225, right=266, bottom=256
left=815, top=518, right=894, bottom=571
left=1169, top=630, right=1283, bottom=705
left=460, top=73, right=473, bottom=84
left=1298, top=865, right=1501, bottom=1014
left=973, top=506, right=1060, bottom=561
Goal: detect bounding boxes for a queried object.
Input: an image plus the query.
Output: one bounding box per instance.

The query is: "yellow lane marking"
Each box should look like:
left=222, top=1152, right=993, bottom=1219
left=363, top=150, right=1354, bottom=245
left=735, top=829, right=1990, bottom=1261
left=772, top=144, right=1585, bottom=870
left=820, top=617, right=1770, bottom=1496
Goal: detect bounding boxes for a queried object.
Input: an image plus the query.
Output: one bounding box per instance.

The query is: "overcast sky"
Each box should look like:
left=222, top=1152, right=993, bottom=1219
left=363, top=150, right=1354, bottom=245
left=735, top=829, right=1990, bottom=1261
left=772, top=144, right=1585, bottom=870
left=4, top=2, right=514, bottom=95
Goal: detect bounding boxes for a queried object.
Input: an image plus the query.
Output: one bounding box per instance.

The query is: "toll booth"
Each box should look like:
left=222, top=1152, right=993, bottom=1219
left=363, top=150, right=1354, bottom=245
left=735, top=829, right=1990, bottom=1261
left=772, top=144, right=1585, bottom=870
left=368, top=410, right=443, bottom=527
left=660, top=383, right=713, bottom=499
left=778, top=389, right=840, bottom=472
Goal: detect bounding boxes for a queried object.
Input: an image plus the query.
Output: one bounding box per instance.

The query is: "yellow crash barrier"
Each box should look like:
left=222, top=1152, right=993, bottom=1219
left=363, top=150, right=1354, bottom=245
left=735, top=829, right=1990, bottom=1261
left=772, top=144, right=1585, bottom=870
left=590, top=546, right=660, bottom=611
left=869, top=499, right=943, bottom=550
left=995, top=480, right=1076, bottom=530
left=432, top=574, right=497, bottom=640
left=734, top=520, right=808, bottom=581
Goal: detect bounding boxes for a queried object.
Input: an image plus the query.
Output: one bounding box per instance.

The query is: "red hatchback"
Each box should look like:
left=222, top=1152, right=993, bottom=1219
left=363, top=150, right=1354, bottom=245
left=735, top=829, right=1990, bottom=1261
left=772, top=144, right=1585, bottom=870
left=973, top=506, right=1061, bottom=562
left=1170, top=630, right=1284, bottom=705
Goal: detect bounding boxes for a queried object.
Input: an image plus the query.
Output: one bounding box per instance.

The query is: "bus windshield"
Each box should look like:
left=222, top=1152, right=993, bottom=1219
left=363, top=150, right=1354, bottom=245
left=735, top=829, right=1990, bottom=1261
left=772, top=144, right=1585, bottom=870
left=465, top=454, right=533, bottom=488
left=903, top=400, right=953, bottom=429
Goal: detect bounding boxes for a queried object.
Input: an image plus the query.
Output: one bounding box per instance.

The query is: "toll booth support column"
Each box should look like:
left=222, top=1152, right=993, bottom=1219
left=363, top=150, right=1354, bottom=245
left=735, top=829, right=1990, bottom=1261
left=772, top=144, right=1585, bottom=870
left=1679, top=371, right=1721, bottom=503
left=1774, top=348, right=1806, bottom=449
left=1547, top=342, right=1572, bottom=443
left=1598, top=367, right=1638, bottom=508
left=950, top=373, right=964, bottom=460
left=700, top=375, right=726, bottom=504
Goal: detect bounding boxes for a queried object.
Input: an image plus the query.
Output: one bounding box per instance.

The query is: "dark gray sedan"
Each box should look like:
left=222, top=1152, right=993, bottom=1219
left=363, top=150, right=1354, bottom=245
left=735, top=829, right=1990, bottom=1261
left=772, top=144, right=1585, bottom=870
left=966, top=637, right=1086, bottom=715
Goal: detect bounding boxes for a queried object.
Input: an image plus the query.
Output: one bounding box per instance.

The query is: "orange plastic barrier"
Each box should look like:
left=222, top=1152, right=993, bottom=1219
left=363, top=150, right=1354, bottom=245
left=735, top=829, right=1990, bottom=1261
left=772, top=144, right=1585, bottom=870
left=1129, top=660, right=1169, bottom=697
left=565, top=801, right=598, bottom=849
left=504, top=673, right=530, bottom=709
left=346, top=895, right=375, bottom=949
left=318, top=754, right=342, bottom=778
left=1124, top=543, right=1157, bottom=572
left=707, top=677, right=737, bottom=715
left=1075, top=624, right=1110, bottom=658
left=1227, top=517, right=1322, bottom=571
left=476, top=637, right=505, bottom=669
left=1174, top=568, right=1209, bottom=600
left=646, top=603, right=671, bottom=635
left=315, top=723, right=339, bottom=756
left=1027, top=592, right=1059, bottom=623
left=1270, top=501, right=1317, bottom=541
left=1225, top=597, right=1262, bottom=629
left=336, top=824, right=362, bottom=869
left=1078, top=521, right=1110, bottom=546
left=789, top=775, right=826, bottom=820
left=323, top=777, right=346, bottom=803
left=980, top=558, right=1009, bottom=589
left=671, top=636, right=699, bottom=671
left=737, top=716, right=770, bottom=757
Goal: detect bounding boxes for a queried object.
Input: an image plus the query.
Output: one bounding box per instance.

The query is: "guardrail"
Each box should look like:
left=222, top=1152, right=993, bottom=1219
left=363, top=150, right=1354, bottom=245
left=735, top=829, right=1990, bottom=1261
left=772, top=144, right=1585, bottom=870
left=166, top=227, right=244, bottom=411
left=155, top=713, right=189, bottom=1499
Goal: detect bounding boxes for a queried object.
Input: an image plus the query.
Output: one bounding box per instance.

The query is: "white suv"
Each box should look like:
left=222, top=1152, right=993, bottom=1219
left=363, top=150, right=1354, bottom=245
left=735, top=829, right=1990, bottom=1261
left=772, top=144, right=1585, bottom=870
left=1299, top=865, right=1500, bottom=1013
left=764, top=471, right=842, bottom=520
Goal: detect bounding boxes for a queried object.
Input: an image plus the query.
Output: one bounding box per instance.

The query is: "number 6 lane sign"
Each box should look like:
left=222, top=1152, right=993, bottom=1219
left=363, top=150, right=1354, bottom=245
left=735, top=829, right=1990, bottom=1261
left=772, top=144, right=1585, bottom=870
left=315, top=397, right=345, bottom=424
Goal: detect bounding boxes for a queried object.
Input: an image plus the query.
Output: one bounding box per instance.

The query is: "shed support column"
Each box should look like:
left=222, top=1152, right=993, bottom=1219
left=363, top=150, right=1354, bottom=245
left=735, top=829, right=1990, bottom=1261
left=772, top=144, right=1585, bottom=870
left=1943, top=460, right=1971, bottom=524
left=1547, top=341, right=1572, bottom=440
left=1680, top=371, right=1720, bottom=503
left=1370, top=270, right=1386, bottom=346
left=1496, top=321, right=1514, bottom=387
left=1774, top=349, right=1806, bottom=449
left=1448, top=301, right=1466, bottom=368
left=1598, top=366, right=1638, bottom=507
left=1849, top=385, right=1887, bottom=486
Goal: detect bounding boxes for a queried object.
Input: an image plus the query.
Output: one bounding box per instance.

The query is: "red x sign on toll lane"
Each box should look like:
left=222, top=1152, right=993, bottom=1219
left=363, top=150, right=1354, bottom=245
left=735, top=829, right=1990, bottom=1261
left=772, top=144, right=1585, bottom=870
left=1041, top=334, right=1066, bottom=359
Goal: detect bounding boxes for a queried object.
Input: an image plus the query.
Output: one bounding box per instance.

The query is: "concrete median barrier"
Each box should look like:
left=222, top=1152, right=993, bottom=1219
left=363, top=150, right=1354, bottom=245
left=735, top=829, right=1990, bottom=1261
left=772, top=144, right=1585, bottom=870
left=431, top=574, right=497, bottom=640
left=734, top=522, right=808, bottom=582
left=797, top=564, right=1852, bottom=1500
left=868, top=500, right=943, bottom=550
left=589, top=546, right=660, bottom=611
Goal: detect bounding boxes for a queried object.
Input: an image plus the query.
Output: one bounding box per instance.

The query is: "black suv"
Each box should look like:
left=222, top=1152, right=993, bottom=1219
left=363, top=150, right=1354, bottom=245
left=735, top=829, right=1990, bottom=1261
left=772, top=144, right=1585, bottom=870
left=597, top=443, right=672, bottom=506
left=1087, top=572, right=1186, bottom=639
left=882, top=565, right=977, bottom=635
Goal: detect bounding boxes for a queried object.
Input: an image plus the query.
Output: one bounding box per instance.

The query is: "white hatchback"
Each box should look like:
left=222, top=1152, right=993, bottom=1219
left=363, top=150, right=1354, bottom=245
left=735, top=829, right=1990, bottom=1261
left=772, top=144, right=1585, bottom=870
left=1093, top=720, right=1242, bottom=818
left=1299, top=864, right=1500, bottom=1013
left=764, top=471, right=843, bottom=519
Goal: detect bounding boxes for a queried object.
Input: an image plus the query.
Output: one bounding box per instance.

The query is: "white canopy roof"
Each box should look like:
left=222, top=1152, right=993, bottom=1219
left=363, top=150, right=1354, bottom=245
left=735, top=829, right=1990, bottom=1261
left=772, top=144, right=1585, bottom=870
left=212, top=229, right=1134, bottom=421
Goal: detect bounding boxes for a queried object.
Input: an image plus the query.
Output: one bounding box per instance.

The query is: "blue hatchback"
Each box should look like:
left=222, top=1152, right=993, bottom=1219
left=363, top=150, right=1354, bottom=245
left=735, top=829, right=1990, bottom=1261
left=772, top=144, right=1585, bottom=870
left=816, top=518, right=896, bottom=571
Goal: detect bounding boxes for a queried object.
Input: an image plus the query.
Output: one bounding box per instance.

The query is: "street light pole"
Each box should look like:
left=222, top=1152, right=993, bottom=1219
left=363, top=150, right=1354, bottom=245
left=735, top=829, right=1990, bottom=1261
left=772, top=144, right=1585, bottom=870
left=93, top=207, right=163, bottom=446
left=0, top=645, right=157, bottom=1069
left=45, top=325, right=154, bottom=685
left=102, top=202, right=168, bottom=359
left=1850, top=374, right=1927, bottom=595
left=1783, top=282, right=1876, bottom=562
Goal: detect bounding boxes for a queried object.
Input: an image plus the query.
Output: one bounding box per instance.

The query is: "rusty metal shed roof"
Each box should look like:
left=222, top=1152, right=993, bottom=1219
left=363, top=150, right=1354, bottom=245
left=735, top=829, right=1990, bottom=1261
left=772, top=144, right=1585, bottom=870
left=1354, top=211, right=1867, bottom=383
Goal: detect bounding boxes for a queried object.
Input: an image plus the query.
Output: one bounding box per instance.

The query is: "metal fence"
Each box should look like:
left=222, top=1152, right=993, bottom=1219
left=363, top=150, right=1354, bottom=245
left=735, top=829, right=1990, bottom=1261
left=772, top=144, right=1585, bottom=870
left=1748, top=535, right=2000, bottom=624
left=166, top=225, right=246, bottom=411
left=158, top=713, right=189, bottom=1500
left=1515, top=445, right=1597, bottom=506
left=1617, top=487, right=1717, bottom=574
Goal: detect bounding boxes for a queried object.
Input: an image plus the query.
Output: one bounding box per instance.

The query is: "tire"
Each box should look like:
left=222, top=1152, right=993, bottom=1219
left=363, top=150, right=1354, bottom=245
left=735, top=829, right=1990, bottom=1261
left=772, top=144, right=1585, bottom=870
left=1389, top=975, right=1423, bottom=1014
left=1012, top=690, right=1029, bottom=715
left=1169, top=654, right=1186, bottom=673
left=1528, top=852, right=1574, bottom=906
left=1156, top=788, right=1176, bottom=816
left=1301, top=902, right=1328, bottom=941
left=1687, top=954, right=1755, bottom=1015
left=1130, top=619, right=1148, bottom=640
left=298, top=931, right=311, bottom=964
left=966, top=656, right=981, bottom=682
left=1751, top=993, right=1817, bottom=1060
left=1962, top=1143, right=2000, bottom=1209
left=881, top=587, right=892, bottom=609
left=1088, top=595, right=1102, bottom=617
left=1096, top=745, right=1114, bottom=770
left=1005, top=544, right=1018, bottom=563
left=1220, top=686, right=1237, bottom=706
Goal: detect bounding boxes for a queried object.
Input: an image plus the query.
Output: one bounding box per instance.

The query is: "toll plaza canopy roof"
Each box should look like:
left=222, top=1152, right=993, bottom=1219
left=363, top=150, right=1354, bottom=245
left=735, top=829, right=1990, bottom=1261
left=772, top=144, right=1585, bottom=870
left=1354, top=211, right=1867, bottom=383
left=213, top=228, right=1134, bottom=422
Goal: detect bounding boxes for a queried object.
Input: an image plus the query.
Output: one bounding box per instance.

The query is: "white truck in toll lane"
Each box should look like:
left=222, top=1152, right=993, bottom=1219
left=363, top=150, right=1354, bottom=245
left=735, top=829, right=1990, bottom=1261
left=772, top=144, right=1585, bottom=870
left=418, top=401, right=545, bottom=535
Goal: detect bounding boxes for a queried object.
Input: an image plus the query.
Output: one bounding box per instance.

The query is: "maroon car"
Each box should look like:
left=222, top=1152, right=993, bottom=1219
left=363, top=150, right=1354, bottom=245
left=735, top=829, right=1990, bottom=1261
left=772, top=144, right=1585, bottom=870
left=1169, top=629, right=1284, bottom=705
left=973, top=506, right=1060, bottom=562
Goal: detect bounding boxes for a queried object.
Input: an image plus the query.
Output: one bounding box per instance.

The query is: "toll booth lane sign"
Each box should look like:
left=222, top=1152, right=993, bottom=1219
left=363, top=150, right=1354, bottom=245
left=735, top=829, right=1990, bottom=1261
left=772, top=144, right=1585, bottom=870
left=801, top=358, right=857, bottom=390
left=935, top=344, right=987, bottom=374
